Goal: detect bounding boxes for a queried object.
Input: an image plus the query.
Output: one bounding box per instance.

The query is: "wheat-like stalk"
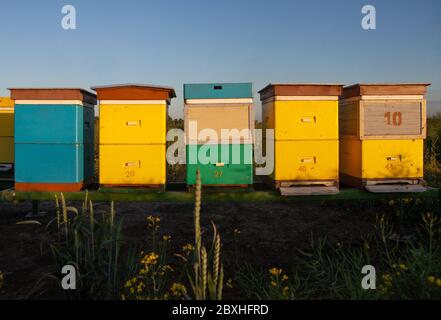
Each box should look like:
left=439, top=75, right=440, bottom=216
left=217, top=264, right=224, bottom=300
left=213, top=233, right=220, bottom=287
left=89, top=200, right=95, bottom=261
left=110, top=201, right=115, bottom=232
left=82, top=190, right=89, bottom=216
left=201, top=246, right=208, bottom=299
left=194, top=170, right=202, bottom=263
left=55, top=194, right=61, bottom=240
left=61, top=193, right=68, bottom=242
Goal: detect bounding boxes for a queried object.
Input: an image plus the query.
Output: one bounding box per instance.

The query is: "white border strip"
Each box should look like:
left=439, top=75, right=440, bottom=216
left=99, top=100, right=168, bottom=105
left=262, top=96, right=338, bottom=104
left=0, top=107, right=14, bottom=111
left=185, top=98, right=253, bottom=104
left=360, top=95, right=424, bottom=100
left=15, top=100, right=95, bottom=108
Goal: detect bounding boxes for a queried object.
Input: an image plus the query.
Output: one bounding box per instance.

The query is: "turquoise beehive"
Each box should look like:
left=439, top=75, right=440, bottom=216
left=9, top=88, right=96, bottom=192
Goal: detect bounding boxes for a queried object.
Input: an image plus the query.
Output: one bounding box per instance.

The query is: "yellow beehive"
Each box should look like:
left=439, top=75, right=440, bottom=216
left=259, top=84, right=343, bottom=194
left=339, top=83, right=430, bottom=191
left=0, top=97, right=14, bottom=164
left=91, top=84, right=176, bottom=187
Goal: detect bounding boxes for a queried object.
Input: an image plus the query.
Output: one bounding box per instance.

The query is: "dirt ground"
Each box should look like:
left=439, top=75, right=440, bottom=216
left=0, top=199, right=376, bottom=299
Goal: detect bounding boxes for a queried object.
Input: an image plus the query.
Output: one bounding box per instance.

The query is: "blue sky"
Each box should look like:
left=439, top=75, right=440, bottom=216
left=0, top=0, right=440, bottom=118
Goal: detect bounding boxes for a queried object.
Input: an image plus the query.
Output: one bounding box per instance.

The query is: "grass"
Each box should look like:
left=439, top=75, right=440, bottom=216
left=6, top=114, right=441, bottom=299
left=234, top=209, right=441, bottom=300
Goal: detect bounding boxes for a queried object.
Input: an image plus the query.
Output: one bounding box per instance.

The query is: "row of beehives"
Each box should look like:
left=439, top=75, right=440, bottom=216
left=0, top=82, right=430, bottom=194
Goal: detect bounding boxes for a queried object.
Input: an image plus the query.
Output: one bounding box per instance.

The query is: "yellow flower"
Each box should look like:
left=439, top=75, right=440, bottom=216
left=141, top=252, right=159, bottom=265
left=182, top=243, right=194, bottom=255
left=163, top=235, right=171, bottom=242
left=382, top=273, right=392, bottom=286
left=170, top=283, right=187, bottom=297
left=427, top=276, right=436, bottom=284
left=270, top=281, right=277, bottom=287
left=436, top=278, right=441, bottom=287
left=282, top=274, right=289, bottom=281
left=146, top=215, right=161, bottom=229
left=283, top=286, right=289, bottom=293
left=269, top=267, right=283, bottom=276
left=388, top=200, right=395, bottom=207
left=399, top=264, right=408, bottom=271
left=226, top=278, right=233, bottom=289
left=233, top=228, right=241, bottom=235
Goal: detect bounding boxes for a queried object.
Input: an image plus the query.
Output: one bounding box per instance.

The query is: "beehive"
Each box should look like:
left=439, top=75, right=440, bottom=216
left=339, top=83, right=430, bottom=192
left=184, top=83, right=254, bottom=186
left=92, top=84, right=176, bottom=187
left=259, top=84, right=343, bottom=195
left=10, top=88, right=96, bottom=191
left=0, top=97, right=14, bottom=164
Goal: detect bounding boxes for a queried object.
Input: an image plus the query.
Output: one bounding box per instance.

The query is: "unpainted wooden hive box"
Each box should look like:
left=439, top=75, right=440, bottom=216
left=339, top=83, right=430, bottom=188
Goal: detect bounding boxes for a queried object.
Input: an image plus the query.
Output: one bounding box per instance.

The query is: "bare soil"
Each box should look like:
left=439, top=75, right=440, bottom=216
left=0, top=199, right=377, bottom=299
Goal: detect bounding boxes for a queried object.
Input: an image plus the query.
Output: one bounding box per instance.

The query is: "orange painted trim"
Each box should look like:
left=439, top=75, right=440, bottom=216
left=15, top=181, right=89, bottom=192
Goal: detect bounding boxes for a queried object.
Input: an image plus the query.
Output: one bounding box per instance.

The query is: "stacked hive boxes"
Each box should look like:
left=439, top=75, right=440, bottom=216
left=259, top=84, right=343, bottom=195
left=184, top=83, right=254, bottom=187
left=92, top=84, right=176, bottom=188
left=339, top=83, right=430, bottom=192
left=10, top=88, right=96, bottom=191
left=0, top=97, right=14, bottom=164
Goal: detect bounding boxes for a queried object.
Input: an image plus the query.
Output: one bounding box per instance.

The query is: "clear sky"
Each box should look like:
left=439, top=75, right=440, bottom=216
left=0, top=0, right=440, bottom=118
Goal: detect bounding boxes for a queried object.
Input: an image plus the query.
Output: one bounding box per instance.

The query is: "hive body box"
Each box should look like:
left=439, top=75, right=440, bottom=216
left=10, top=88, right=96, bottom=191
left=0, top=97, right=14, bottom=164
left=184, top=83, right=254, bottom=186
left=92, top=84, right=176, bottom=187
left=259, top=84, right=343, bottom=195
left=339, top=83, right=429, bottom=192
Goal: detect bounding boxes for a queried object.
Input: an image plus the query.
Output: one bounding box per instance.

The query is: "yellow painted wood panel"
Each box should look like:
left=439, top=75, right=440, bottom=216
left=361, top=139, right=423, bottom=179
left=100, top=104, right=166, bottom=144
left=267, top=100, right=338, bottom=140
left=0, top=97, right=14, bottom=107
left=0, top=111, right=14, bottom=137
left=185, top=105, right=252, bottom=144
left=273, top=140, right=339, bottom=181
left=0, top=137, right=14, bottom=163
left=99, top=144, right=166, bottom=185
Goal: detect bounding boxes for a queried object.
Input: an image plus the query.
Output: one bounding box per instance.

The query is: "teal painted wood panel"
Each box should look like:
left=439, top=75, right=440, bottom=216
left=186, top=144, right=253, bottom=185
left=14, top=104, right=94, bottom=144
left=15, top=143, right=94, bottom=183
left=184, top=83, right=253, bottom=99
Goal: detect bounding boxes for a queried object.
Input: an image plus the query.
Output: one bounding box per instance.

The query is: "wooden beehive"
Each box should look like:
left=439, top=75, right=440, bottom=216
left=184, top=83, right=254, bottom=187
left=91, top=84, right=176, bottom=188
left=339, top=83, right=430, bottom=140
left=259, top=84, right=343, bottom=195
left=9, top=88, right=96, bottom=192
left=0, top=97, right=14, bottom=164
left=339, top=83, right=430, bottom=192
